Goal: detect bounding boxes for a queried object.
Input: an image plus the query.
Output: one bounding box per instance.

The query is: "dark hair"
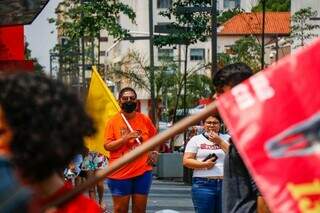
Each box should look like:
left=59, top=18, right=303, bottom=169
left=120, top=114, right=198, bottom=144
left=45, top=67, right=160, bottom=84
left=213, top=62, right=253, bottom=93
left=0, top=72, right=96, bottom=183
left=203, top=114, right=222, bottom=125
left=118, top=87, right=137, bottom=100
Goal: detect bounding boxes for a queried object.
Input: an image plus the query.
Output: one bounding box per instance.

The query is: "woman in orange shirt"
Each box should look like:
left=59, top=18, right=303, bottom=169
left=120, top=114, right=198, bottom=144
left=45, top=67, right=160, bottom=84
left=104, top=87, right=158, bottom=213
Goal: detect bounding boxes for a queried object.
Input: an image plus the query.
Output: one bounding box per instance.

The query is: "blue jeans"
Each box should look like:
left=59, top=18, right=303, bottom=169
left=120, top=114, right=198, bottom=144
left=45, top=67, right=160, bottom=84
left=192, top=177, right=223, bottom=213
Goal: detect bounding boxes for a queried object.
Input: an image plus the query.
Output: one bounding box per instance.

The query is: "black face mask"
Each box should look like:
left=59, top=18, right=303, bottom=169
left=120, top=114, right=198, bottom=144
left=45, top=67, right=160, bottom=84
left=121, top=101, right=137, bottom=113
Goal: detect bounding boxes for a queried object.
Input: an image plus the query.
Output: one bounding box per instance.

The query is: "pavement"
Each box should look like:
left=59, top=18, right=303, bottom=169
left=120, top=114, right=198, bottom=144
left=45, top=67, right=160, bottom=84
left=103, top=178, right=194, bottom=213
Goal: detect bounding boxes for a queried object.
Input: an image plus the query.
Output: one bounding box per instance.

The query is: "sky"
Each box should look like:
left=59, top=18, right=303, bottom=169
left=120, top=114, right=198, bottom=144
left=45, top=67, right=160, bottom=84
left=25, top=0, right=61, bottom=73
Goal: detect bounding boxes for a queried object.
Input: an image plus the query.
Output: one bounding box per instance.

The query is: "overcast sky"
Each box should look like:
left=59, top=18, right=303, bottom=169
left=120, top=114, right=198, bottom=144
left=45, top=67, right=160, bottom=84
left=25, top=0, right=61, bottom=73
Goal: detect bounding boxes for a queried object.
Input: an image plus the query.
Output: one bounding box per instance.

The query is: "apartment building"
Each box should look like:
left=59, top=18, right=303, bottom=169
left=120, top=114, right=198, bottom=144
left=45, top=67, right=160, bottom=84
left=100, top=0, right=259, bottom=113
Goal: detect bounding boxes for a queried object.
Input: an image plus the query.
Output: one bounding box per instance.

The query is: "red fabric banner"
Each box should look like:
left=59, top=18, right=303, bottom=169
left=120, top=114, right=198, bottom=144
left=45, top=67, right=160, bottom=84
left=217, top=39, right=320, bottom=213
left=0, top=60, right=34, bottom=72
left=0, top=26, right=24, bottom=60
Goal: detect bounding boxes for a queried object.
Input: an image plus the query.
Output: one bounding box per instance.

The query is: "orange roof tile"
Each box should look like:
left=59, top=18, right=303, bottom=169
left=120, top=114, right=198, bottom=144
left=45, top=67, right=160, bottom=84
left=218, top=12, right=290, bottom=36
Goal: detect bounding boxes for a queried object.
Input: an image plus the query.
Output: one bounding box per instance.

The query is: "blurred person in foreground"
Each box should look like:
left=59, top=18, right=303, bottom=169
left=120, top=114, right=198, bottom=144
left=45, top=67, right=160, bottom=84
left=104, top=87, right=158, bottom=213
left=0, top=72, right=101, bottom=212
left=213, top=63, right=269, bottom=213
left=183, top=115, right=230, bottom=213
left=0, top=98, right=30, bottom=212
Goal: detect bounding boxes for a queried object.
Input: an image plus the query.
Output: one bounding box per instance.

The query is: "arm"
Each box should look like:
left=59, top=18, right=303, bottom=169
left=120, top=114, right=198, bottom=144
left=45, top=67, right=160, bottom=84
left=104, top=131, right=140, bottom=151
left=145, top=115, right=159, bottom=165
left=183, top=152, right=215, bottom=170
left=208, top=132, right=230, bottom=153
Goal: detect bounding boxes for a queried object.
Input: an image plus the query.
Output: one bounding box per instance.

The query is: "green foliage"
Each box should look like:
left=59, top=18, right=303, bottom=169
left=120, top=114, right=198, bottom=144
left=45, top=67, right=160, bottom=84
left=232, top=36, right=261, bottom=71
left=186, top=73, right=213, bottom=105
left=107, top=51, right=179, bottom=97
left=52, top=39, right=81, bottom=79
left=107, top=50, right=212, bottom=122
left=217, top=36, right=261, bottom=72
left=52, top=0, right=135, bottom=40
left=252, top=0, right=290, bottom=12
left=291, top=7, right=320, bottom=48
left=217, top=8, right=243, bottom=24
left=24, top=42, right=44, bottom=74
left=154, top=0, right=211, bottom=47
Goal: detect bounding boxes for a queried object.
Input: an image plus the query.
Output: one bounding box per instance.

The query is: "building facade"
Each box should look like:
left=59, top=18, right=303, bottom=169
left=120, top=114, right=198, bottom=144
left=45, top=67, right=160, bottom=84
left=100, top=0, right=259, bottom=114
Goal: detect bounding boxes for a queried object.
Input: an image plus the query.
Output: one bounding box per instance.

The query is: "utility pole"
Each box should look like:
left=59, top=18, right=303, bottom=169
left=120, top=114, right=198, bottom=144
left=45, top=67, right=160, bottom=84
left=183, top=44, right=188, bottom=141
left=261, top=0, right=266, bottom=70
left=49, top=53, right=53, bottom=78
left=81, top=0, right=86, bottom=91
left=149, top=0, right=157, bottom=124
left=275, top=34, right=279, bottom=62
left=211, top=0, right=217, bottom=79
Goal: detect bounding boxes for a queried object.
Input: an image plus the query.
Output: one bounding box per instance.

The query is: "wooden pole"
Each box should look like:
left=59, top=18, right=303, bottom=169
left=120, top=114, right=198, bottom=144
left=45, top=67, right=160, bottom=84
left=42, top=101, right=218, bottom=211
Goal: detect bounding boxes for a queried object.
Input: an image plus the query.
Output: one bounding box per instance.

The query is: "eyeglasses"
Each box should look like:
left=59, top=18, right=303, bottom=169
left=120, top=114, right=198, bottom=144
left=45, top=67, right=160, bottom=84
left=205, top=121, right=220, bottom=125
left=121, top=96, right=136, bottom=101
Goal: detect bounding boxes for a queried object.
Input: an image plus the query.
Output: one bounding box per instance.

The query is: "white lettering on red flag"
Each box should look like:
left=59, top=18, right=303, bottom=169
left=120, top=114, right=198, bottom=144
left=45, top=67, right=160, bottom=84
left=217, top=39, right=320, bottom=213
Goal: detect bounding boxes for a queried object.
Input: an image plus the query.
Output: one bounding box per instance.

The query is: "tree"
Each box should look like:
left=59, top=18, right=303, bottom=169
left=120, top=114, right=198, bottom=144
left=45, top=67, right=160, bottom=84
left=154, top=0, right=211, bottom=47
left=51, top=39, right=81, bottom=83
left=291, top=7, right=320, bottom=48
left=24, top=42, right=44, bottom=74
left=217, top=36, right=261, bottom=72
left=252, top=0, right=290, bottom=12
left=231, top=36, right=261, bottom=72
left=154, top=0, right=212, bottom=124
left=49, top=0, right=136, bottom=87
left=106, top=51, right=176, bottom=122
left=51, top=0, right=135, bottom=40
left=217, top=8, right=243, bottom=24
left=107, top=50, right=212, bottom=123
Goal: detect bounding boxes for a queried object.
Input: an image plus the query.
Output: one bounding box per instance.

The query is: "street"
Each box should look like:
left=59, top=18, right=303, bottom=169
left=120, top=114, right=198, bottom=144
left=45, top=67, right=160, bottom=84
left=104, top=178, right=194, bottom=213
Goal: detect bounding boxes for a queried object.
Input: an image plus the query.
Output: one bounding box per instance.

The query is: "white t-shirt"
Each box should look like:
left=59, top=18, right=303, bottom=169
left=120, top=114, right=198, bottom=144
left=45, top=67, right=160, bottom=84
left=185, top=133, right=230, bottom=177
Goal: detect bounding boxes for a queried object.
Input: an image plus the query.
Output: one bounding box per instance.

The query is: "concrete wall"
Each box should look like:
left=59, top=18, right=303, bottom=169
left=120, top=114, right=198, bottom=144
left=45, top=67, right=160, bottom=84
left=241, top=0, right=258, bottom=12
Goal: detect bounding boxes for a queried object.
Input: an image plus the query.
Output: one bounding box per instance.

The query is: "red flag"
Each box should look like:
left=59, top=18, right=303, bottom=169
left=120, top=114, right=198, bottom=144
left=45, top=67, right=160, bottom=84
left=0, top=26, right=24, bottom=60
left=0, top=60, right=34, bottom=72
left=217, top=39, right=320, bottom=213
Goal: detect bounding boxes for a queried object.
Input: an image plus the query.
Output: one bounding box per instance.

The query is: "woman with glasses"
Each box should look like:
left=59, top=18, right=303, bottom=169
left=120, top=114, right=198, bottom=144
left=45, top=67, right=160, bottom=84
left=104, top=87, right=158, bottom=213
left=183, top=115, right=230, bottom=213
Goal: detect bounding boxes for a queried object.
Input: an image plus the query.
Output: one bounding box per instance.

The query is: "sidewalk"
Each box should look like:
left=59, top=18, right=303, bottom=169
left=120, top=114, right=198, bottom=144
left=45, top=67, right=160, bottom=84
left=104, top=178, right=194, bottom=212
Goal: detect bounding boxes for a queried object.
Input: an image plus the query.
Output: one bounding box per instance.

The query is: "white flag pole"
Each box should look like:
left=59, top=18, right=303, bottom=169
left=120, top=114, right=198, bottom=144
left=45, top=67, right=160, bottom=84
left=120, top=113, right=141, bottom=145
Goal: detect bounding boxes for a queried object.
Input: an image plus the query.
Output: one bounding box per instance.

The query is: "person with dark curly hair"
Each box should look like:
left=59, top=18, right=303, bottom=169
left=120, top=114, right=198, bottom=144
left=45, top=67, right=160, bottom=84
left=0, top=72, right=102, bottom=212
left=0, top=106, right=30, bottom=213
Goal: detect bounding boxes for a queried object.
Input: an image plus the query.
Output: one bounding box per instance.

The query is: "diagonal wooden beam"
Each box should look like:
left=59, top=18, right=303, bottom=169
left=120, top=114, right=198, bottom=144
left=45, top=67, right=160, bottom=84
left=42, top=101, right=219, bottom=211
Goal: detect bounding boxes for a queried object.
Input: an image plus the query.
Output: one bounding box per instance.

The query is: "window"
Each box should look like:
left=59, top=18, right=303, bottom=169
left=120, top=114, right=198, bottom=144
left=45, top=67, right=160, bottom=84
left=158, top=48, right=174, bottom=61
left=190, top=49, right=205, bottom=61
left=157, top=0, right=172, bottom=9
left=99, top=37, right=108, bottom=42
left=223, top=0, right=240, bottom=9
left=99, top=51, right=106, bottom=56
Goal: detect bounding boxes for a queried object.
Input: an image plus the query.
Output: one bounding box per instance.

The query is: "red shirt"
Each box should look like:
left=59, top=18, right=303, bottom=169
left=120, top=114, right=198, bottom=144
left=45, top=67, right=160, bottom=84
left=29, top=183, right=101, bottom=213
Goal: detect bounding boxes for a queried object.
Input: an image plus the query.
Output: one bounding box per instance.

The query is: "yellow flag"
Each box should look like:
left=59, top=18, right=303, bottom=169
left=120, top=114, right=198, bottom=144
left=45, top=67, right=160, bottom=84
left=85, top=66, right=120, bottom=156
